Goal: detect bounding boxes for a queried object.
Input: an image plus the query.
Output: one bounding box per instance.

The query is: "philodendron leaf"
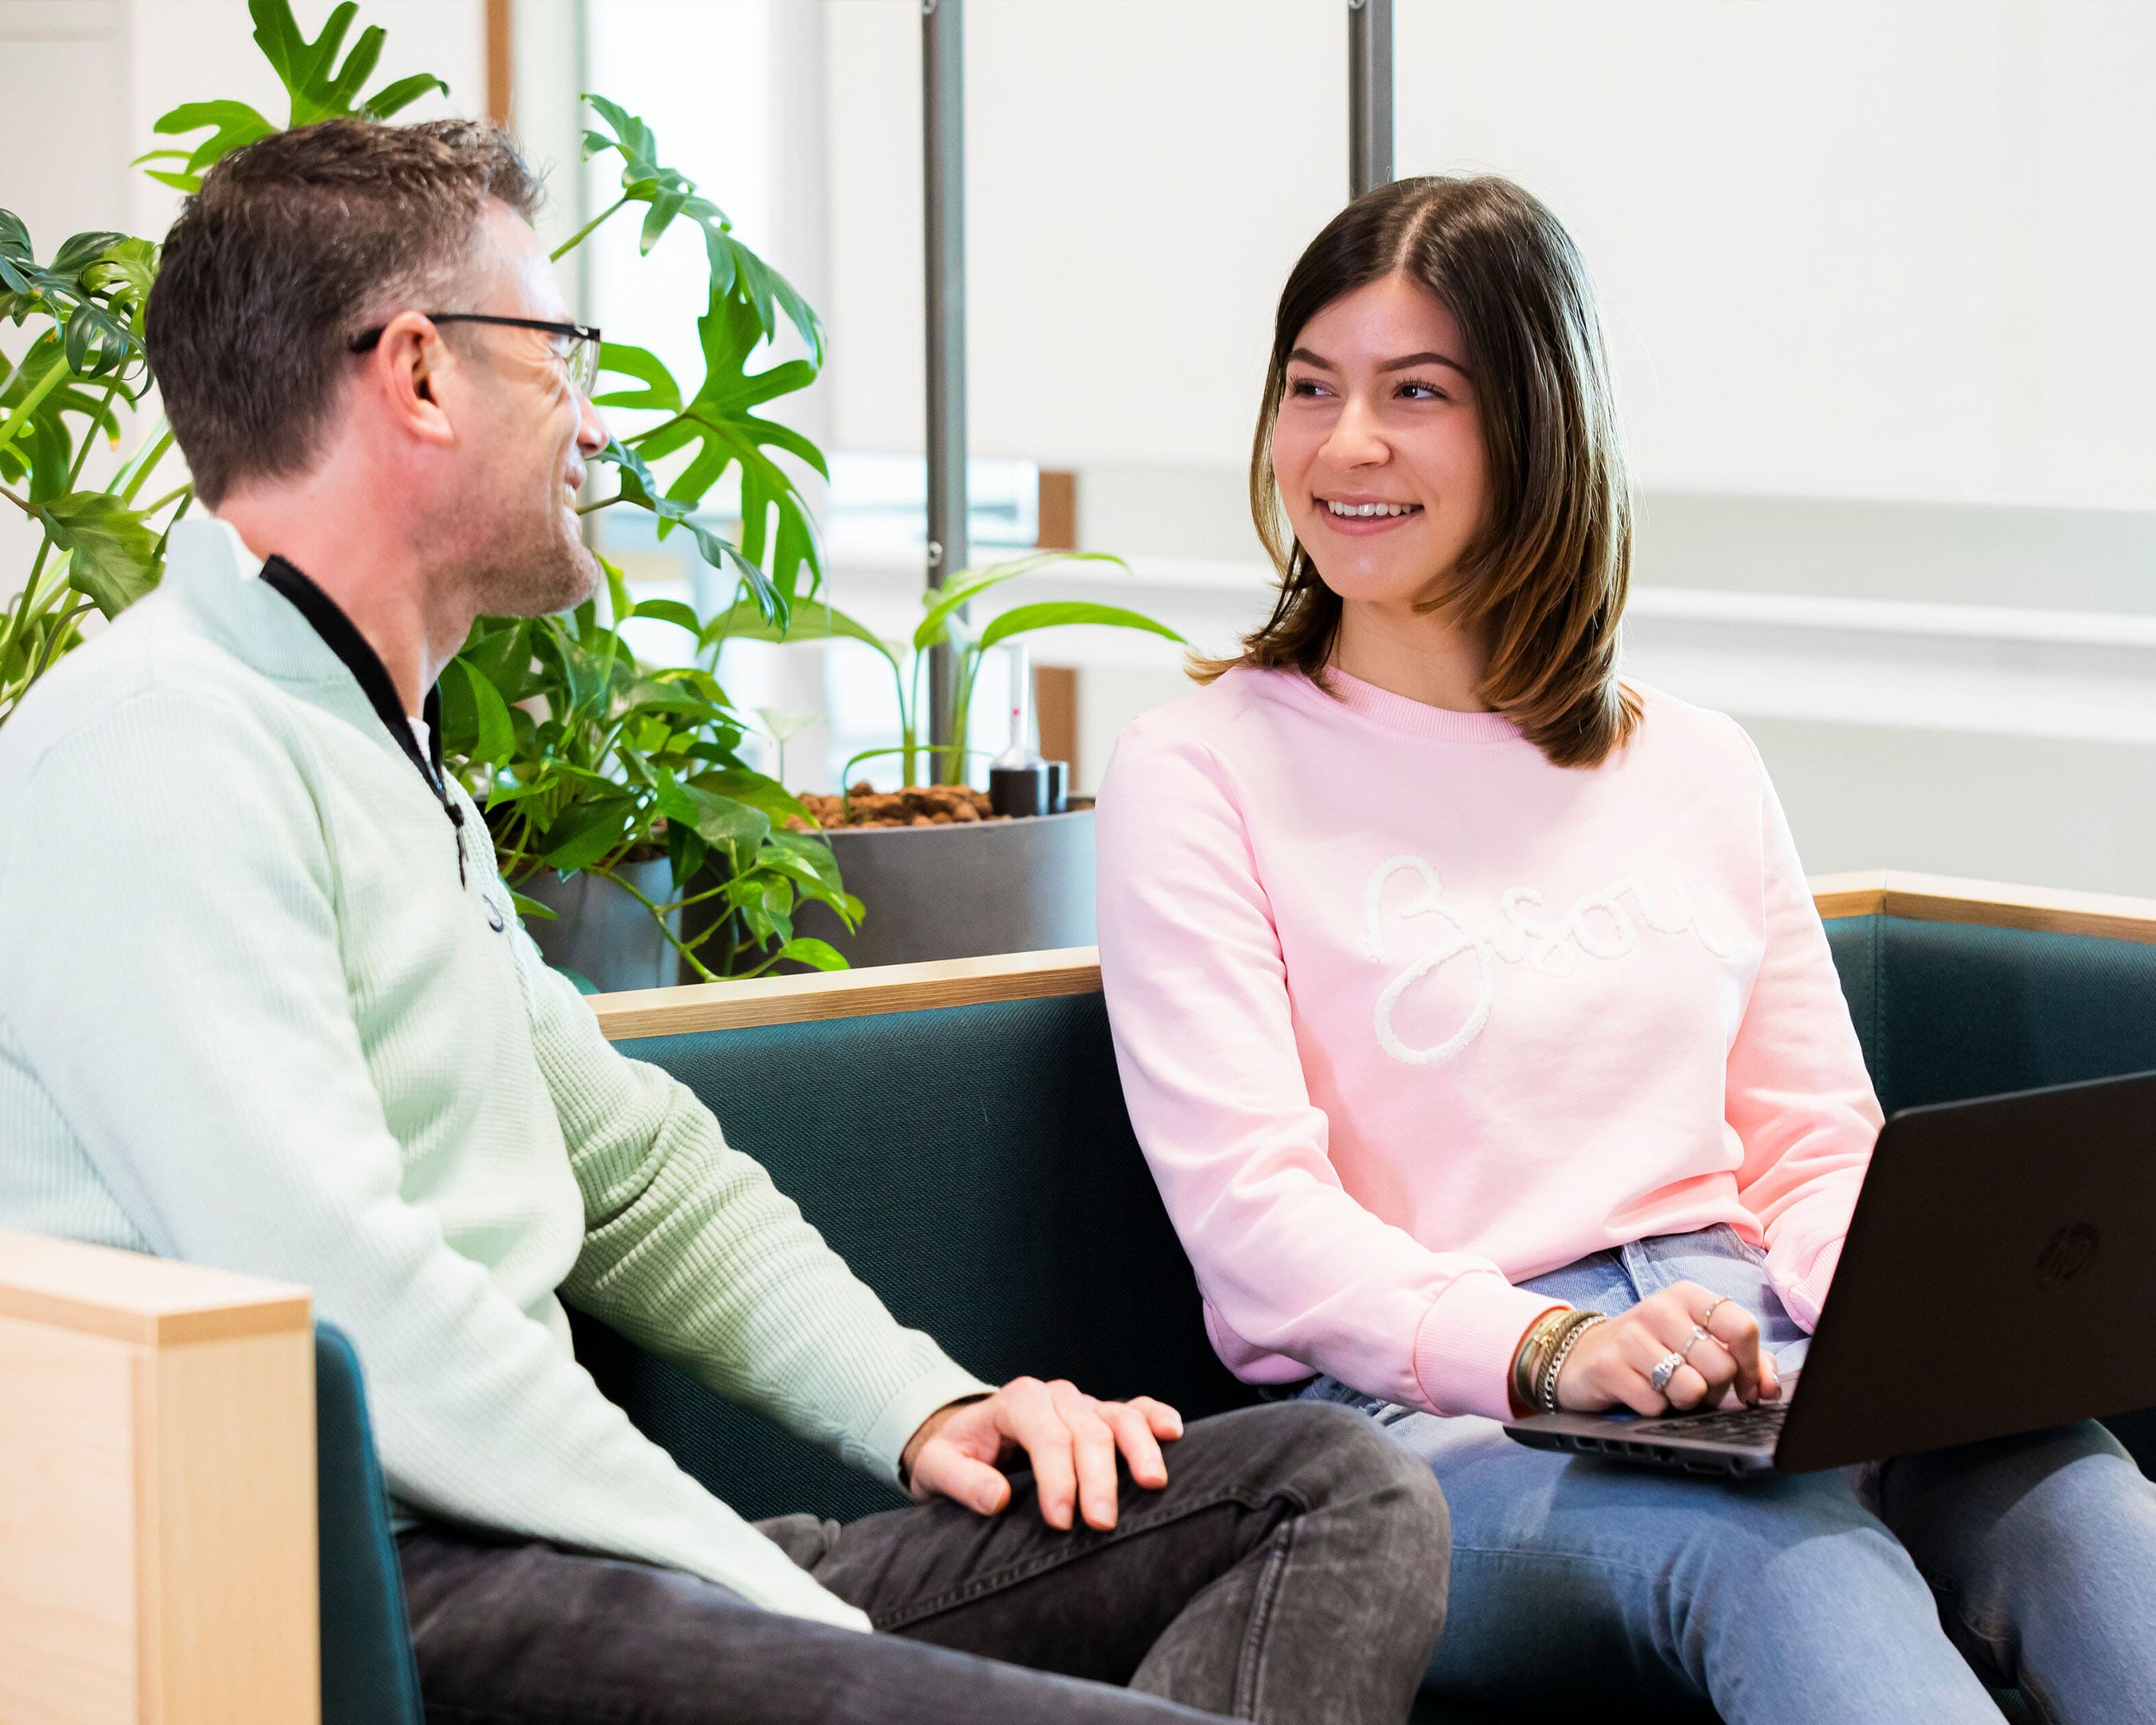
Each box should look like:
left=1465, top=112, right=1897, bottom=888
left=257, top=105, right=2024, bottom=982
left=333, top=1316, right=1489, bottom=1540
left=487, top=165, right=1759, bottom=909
left=362, top=71, right=451, bottom=121
left=698, top=594, right=896, bottom=666
left=40, top=491, right=162, bottom=617
left=913, top=550, right=1135, bottom=651
left=977, top=601, right=1187, bottom=650
left=592, top=435, right=786, bottom=625
left=653, top=775, right=770, bottom=851
left=772, top=937, right=847, bottom=972
left=592, top=342, right=683, bottom=413
left=577, top=91, right=826, bottom=361
left=455, top=655, right=517, bottom=767
left=629, top=287, right=826, bottom=617
left=136, top=101, right=275, bottom=191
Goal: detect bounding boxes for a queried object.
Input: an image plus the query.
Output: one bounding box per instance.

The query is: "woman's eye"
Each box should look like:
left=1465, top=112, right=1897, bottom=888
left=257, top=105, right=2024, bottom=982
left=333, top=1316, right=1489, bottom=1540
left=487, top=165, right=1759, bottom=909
left=1286, top=377, right=1328, bottom=398
left=1398, top=379, right=1447, bottom=402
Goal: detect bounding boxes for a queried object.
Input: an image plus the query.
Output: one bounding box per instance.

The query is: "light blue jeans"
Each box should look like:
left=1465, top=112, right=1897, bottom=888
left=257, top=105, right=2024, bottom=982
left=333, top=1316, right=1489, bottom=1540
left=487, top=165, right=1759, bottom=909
left=1298, top=1226, right=2156, bottom=1724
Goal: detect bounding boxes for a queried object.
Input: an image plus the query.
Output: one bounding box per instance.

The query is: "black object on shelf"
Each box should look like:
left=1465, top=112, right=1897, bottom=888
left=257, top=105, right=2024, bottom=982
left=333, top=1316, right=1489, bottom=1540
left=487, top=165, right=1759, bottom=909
left=991, top=760, right=1069, bottom=819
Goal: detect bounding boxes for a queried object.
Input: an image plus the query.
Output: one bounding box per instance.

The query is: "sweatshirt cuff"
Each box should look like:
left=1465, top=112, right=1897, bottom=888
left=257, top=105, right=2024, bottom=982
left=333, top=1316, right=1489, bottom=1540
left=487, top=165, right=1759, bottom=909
left=1411, top=1272, right=1571, bottom=1421
left=859, top=1357, right=999, bottom=1486
left=1779, top=1235, right=1844, bottom=1334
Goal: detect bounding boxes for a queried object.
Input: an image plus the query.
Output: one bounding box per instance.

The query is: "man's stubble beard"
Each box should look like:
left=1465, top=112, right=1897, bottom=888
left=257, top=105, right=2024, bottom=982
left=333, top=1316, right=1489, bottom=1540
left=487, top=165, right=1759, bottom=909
left=461, top=505, right=601, bottom=621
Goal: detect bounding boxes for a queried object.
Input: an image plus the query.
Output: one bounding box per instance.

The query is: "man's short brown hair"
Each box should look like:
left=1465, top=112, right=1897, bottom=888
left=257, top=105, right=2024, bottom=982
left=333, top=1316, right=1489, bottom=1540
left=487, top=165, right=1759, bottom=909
left=145, top=117, right=542, bottom=509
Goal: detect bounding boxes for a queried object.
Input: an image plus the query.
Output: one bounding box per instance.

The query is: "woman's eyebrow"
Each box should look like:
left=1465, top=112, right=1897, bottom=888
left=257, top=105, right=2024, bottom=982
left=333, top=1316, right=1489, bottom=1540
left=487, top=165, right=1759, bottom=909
left=1377, top=351, right=1468, bottom=375
left=1286, top=346, right=1468, bottom=376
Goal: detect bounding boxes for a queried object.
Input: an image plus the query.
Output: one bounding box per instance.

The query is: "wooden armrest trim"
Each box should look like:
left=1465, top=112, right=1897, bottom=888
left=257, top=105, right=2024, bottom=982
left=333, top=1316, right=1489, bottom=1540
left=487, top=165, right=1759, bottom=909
left=585, top=870, right=2156, bottom=1038
left=589, top=946, right=1104, bottom=1041
left=0, top=1231, right=310, bottom=1347
left=1870, top=870, right=2156, bottom=945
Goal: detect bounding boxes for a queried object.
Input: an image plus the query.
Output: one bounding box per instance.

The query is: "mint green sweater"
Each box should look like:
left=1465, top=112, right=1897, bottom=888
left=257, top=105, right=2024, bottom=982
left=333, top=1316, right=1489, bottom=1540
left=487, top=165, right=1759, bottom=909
left=0, top=519, right=990, bottom=1628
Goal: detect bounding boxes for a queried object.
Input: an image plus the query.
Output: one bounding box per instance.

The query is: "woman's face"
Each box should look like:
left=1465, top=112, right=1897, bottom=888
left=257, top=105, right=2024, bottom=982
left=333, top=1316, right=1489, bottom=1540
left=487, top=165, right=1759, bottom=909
left=1271, top=271, right=1488, bottom=609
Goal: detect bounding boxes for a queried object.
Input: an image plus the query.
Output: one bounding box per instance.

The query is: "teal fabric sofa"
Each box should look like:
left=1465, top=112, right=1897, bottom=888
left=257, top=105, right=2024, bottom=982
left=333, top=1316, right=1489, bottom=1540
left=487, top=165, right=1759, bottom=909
left=316, top=875, right=2156, bottom=1724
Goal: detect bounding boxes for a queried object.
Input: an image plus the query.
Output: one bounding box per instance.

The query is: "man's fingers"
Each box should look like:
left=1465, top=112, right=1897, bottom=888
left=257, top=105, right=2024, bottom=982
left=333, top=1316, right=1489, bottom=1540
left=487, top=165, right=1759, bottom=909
left=1099, top=1399, right=1170, bottom=1492
left=918, top=1446, right=1013, bottom=1516
left=1049, top=1380, right=1122, bottom=1530
left=996, top=1378, right=1080, bottom=1530
left=1126, top=1396, right=1185, bottom=1442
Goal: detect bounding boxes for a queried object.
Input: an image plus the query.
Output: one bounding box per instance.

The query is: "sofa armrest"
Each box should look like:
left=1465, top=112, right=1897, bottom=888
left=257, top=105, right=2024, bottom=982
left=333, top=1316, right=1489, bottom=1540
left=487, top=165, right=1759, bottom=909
left=0, top=1231, right=319, bottom=1725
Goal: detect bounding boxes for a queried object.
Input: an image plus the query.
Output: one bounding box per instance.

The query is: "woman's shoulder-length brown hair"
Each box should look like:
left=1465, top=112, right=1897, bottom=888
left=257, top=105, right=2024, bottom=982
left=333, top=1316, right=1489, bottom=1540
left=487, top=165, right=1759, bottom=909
left=1196, top=174, right=1640, bottom=770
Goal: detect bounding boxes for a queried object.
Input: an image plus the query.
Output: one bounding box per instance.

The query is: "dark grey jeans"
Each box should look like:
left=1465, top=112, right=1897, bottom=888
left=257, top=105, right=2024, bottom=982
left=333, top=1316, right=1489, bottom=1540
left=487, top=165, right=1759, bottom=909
left=397, top=1401, right=1448, bottom=1725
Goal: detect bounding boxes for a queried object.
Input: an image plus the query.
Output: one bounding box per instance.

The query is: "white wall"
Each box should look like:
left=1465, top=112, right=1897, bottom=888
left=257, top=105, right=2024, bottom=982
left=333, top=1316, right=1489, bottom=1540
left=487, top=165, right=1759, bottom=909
left=0, top=0, right=483, bottom=599
left=822, top=0, right=2156, bottom=510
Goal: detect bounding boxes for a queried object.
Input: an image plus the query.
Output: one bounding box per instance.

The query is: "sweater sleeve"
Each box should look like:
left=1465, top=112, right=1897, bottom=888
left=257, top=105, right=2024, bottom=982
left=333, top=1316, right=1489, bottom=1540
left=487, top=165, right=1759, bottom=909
left=513, top=909, right=993, bottom=1484
left=1723, top=737, right=1882, bottom=1331
left=1096, top=720, right=1563, bottom=1421
left=0, top=690, right=871, bottom=1628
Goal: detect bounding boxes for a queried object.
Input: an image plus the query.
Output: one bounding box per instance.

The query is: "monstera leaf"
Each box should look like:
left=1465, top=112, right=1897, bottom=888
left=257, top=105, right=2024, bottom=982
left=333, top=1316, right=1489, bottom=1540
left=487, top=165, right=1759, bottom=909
left=628, top=291, right=827, bottom=619
left=38, top=492, right=164, bottom=617
left=577, top=97, right=822, bottom=362
left=135, top=0, right=446, bottom=192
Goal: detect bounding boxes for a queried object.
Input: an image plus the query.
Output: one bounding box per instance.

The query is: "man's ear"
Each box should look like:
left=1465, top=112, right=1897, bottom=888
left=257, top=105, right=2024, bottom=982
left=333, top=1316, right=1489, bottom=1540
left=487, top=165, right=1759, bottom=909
left=362, top=311, right=458, bottom=449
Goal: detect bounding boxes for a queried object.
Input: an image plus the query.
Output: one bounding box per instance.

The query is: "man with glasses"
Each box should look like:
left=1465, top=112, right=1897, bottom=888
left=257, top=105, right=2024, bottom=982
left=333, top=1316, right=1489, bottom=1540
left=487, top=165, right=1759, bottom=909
left=0, top=117, right=1448, bottom=1725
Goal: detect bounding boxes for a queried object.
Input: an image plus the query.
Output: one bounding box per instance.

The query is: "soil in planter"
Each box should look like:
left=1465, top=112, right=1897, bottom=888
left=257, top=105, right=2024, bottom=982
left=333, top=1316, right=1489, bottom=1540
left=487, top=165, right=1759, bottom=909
left=788, top=781, right=1009, bottom=830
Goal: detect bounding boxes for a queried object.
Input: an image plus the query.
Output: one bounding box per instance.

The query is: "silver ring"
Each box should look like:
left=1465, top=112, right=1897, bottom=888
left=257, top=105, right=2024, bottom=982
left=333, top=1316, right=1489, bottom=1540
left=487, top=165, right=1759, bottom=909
left=1678, top=1325, right=1711, bottom=1362
left=1648, top=1351, right=1686, bottom=1394
left=1702, top=1295, right=1731, bottom=1328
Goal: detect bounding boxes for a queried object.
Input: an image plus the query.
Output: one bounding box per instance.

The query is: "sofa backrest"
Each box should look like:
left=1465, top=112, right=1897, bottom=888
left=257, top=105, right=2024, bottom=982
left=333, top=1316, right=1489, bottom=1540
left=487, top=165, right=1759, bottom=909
left=1826, top=914, right=2156, bottom=1115
left=580, top=902, right=2156, bottom=1521
left=576, top=991, right=1250, bottom=1523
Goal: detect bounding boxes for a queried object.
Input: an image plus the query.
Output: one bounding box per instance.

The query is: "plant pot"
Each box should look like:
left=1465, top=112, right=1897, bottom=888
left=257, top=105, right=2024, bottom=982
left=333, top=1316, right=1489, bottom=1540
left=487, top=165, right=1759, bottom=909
left=518, top=856, right=681, bottom=994
left=791, top=809, right=1096, bottom=969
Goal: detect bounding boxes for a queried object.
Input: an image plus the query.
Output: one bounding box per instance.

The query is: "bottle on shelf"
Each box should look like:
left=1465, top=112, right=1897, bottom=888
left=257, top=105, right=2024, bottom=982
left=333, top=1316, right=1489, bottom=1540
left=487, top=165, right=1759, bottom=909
left=987, top=640, right=1068, bottom=818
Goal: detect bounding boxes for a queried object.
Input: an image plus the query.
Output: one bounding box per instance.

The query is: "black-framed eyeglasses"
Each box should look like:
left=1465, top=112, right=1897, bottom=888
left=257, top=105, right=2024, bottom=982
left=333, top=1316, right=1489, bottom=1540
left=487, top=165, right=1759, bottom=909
left=348, top=314, right=604, bottom=392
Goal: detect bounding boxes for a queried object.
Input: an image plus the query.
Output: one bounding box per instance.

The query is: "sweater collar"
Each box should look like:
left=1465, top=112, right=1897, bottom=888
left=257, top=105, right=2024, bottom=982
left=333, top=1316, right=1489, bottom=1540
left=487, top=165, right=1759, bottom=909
left=161, top=520, right=463, bottom=865
left=1289, top=664, right=1526, bottom=744
left=164, top=518, right=445, bottom=755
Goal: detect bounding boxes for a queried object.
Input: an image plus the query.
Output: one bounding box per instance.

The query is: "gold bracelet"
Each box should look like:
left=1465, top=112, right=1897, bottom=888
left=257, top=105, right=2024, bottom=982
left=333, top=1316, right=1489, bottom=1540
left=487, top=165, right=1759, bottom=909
left=1511, top=1307, right=1575, bottom=1410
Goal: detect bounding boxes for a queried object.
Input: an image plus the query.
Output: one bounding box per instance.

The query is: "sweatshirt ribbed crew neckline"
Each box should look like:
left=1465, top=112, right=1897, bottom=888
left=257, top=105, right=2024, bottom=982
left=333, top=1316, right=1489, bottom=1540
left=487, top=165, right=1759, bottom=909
left=1274, top=664, right=1526, bottom=744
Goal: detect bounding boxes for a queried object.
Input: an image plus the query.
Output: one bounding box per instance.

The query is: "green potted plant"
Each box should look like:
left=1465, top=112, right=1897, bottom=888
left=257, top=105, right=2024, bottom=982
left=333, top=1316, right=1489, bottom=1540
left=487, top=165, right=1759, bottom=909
left=4, top=0, right=852, bottom=993
left=697, top=553, right=1186, bottom=968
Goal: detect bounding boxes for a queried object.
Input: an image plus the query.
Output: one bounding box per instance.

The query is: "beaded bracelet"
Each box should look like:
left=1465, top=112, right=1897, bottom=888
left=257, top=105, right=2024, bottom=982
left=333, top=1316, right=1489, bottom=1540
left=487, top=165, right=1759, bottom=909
left=1536, top=1311, right=1609, bottom=1415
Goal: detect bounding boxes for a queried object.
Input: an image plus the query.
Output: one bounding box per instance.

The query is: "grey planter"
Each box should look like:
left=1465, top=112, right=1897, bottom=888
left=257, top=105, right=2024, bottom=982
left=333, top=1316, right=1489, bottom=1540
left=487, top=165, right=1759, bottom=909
left=518, top=855, right=680, bottom=994
left=793, top=809, right=1096, bottom=970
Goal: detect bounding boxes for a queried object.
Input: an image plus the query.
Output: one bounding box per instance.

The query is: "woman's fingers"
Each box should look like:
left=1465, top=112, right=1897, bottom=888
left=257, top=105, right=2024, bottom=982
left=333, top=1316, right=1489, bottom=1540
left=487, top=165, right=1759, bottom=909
left=1693, top=1284, right=1767, bottom=1405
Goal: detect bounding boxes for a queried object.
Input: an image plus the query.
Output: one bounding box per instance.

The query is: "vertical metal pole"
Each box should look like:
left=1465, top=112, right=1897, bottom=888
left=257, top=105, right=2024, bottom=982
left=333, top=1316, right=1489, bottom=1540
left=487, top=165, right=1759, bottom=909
left=922, top=0, right=968, bottom=764
left=1348, top=0, right=1394, bottom=199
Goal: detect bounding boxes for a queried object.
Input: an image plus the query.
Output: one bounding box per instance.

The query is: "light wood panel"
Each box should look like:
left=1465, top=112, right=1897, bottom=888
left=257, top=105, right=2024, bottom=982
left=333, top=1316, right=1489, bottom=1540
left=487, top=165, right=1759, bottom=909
left=591, top=946, right=1103, bottom=1040
left=1874, top=870, right=2156, bottom=945
left=0, top=1315, right=139, bottom=1725
left=0, top=1238, right=318, bottom=1725
left=0, top=1231, right=309, bottom=1348
left=586, top=873, right=2156, bottom=1037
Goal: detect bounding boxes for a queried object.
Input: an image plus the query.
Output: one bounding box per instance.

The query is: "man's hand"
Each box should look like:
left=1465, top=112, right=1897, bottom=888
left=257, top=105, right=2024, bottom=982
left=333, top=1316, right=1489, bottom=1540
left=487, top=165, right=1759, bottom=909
left=900, top=1378, right=1185, bottom=1531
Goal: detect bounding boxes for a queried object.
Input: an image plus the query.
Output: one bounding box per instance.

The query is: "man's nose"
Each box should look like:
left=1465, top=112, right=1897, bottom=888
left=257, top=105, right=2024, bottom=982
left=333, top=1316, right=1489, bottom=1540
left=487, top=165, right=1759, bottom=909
left=576, top=389, right=608, bottom=455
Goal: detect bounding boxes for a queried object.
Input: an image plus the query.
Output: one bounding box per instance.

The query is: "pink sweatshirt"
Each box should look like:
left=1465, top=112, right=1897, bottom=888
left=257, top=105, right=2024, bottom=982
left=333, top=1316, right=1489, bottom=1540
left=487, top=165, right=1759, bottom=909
left=1095, top=665, right=1881, bottom=1422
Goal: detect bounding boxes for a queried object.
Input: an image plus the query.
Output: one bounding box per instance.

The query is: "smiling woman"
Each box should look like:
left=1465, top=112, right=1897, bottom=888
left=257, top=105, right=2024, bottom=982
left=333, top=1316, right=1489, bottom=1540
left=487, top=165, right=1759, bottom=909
left=1195, top=174, right=1635, bottom=769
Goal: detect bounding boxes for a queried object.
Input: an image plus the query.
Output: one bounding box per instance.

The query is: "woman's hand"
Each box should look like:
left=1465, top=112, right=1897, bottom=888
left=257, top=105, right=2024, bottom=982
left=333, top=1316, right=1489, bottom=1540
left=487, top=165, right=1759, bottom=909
left=1556, top=1283, right=1781, bottom=1414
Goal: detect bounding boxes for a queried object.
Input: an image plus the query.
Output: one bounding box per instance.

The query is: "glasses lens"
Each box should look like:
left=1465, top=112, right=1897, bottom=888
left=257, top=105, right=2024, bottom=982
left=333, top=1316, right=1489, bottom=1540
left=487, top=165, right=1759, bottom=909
left=569, top=332, right=600, bottom=394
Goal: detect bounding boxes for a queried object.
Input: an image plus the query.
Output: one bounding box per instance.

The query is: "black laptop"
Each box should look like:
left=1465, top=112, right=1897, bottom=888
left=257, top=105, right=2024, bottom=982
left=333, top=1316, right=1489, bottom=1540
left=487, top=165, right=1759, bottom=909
left=1504, top=1068, right=2156, bottom=1477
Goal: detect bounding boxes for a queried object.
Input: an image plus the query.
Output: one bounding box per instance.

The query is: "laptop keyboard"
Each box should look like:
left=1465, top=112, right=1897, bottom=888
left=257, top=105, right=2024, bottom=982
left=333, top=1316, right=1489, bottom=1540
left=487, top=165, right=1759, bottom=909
left=1630, top=1401, right=1789, bottom=1445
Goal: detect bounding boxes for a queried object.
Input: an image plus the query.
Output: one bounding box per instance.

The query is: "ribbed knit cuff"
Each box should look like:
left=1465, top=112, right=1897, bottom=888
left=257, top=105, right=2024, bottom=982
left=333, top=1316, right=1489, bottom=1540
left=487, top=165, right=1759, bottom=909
left=1410, top=1273, right=1574, bottom=1421
left=859, top=1358, right=1000, bottom=1487
left=1781, top=1235, right=1844, bottom=1334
